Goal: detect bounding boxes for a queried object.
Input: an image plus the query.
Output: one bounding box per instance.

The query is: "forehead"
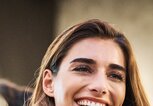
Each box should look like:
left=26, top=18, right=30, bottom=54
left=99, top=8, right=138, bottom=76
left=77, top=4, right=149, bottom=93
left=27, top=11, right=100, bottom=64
left=61, top=37, right=125, bottom=67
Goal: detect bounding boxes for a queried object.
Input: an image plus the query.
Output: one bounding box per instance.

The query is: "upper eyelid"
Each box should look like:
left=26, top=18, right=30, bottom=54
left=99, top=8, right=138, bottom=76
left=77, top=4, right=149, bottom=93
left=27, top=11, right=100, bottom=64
left=70, top=62, right=95, bottom=68
left=108, top=64, right=126, bottom=74
left=72, top=64, right=92, bottom=69
left=108, top=69, right=125, bottom=76
left=108, top=71, right=126, bottom=80
left=71, top=64, right=93, bottom=71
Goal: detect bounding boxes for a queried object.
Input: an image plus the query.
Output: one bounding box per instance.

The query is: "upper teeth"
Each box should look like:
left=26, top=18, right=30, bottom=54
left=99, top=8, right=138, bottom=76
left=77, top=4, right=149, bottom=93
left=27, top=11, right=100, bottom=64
left=77, top=100, right=105, bottom=106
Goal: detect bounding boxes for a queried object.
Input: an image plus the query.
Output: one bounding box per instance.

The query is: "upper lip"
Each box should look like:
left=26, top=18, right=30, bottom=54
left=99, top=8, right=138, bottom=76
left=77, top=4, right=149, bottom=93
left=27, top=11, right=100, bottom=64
left=74, top=97, right=111, bottom=106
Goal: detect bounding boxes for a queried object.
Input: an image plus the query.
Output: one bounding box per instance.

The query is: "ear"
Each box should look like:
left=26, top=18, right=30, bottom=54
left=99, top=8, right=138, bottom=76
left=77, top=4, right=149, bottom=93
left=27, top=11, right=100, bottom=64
left=42, top=69, right=54, bottom=97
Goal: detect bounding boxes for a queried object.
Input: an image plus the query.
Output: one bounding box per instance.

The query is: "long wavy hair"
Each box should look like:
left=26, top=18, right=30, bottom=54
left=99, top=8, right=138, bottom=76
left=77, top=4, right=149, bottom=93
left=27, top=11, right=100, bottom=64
left=28, top=19, right=150, bottom=106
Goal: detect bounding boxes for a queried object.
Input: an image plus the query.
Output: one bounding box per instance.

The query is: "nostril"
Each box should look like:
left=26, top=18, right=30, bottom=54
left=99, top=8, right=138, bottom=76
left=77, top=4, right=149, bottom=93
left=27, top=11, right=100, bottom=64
left=102, top=89, right=106, bottom=94
left=90, top=88, right=107, bottom=96
left=91, top=89, right=98, bottom=92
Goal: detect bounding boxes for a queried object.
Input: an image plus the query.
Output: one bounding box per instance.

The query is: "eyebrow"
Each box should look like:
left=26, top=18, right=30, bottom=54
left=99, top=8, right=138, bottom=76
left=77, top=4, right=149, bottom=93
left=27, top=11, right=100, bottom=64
left=70, top=58, right=96, bottom=64
left=70, top=58, right=126, bottom=72
left=109, top=64, right=126, bottom=72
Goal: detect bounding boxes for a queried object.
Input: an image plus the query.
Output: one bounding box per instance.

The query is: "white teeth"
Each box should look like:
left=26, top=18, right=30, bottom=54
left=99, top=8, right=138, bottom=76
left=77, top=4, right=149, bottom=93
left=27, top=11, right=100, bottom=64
left=87, top=101, right=90, bottom=105
left=91, top=102, right=95, bottom=106
left=77, top=100, right=105, bottom=106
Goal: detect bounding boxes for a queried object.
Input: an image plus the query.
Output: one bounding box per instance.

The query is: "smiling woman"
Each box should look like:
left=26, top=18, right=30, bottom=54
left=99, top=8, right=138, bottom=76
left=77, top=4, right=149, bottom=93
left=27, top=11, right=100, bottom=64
left=28, top=19, right=150, bottom=106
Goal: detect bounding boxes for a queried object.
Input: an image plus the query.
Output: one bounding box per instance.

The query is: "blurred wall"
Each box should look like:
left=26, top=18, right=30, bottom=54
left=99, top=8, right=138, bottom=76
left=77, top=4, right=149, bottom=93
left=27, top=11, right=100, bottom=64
left=56, top=0, right=153, bottom=104
left=0, top=0, right=59, bottom=85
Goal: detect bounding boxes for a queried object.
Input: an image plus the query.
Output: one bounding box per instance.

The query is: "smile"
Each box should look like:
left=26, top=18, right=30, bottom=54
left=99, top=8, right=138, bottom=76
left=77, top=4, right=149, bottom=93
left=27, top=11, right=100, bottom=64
left=76, top=99, right=107, bottom=106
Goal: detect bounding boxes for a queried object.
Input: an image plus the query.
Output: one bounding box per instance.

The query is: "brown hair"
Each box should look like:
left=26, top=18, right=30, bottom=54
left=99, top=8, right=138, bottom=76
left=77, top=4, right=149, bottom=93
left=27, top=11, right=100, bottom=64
left=29, top=19, right=150, bottom=106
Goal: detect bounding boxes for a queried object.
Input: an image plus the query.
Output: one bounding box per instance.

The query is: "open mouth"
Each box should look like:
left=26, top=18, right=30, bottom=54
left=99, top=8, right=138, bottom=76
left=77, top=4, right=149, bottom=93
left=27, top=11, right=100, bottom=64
left=76, top=99, right=108, bottom=106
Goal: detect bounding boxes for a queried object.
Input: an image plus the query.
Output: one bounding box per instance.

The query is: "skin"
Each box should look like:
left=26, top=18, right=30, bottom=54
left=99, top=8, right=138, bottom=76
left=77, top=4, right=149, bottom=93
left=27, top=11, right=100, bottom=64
left=43, top=37, right=126, bottom=106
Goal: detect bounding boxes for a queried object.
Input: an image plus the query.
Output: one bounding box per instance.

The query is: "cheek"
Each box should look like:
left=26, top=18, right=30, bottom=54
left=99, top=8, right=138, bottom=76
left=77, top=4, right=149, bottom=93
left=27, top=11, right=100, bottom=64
left=111, top=83, right=126, bottom=105
left=53, top=74, right=87, bottom=104
left=54, top=79, right=65, bottom=103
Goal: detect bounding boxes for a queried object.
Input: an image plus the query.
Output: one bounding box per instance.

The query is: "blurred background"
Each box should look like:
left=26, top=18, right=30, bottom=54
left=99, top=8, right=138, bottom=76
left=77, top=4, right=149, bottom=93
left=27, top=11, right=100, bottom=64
left=0, top=0, right=153, bottom=104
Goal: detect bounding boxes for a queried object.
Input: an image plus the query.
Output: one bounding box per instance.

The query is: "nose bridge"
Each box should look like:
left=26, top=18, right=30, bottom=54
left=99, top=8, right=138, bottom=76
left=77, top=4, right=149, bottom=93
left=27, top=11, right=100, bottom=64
left=93, top=70, right=108, bottom=89
left=89, top=70, right=109, bottom=95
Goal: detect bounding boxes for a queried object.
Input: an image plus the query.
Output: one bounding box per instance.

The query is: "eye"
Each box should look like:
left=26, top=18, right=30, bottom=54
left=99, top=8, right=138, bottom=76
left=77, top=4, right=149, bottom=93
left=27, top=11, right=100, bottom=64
left=72, top=65, right=92, bottom=73
left=108, top=72, right=125, bottom=82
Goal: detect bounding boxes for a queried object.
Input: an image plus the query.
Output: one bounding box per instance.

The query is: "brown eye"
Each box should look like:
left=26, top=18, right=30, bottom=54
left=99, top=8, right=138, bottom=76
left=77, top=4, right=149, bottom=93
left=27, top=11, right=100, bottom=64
left=72, top=65, right=92, bottom=73
left=108, top=72, right=125, bottom=82
left=110, top=74, right=123, bottom=80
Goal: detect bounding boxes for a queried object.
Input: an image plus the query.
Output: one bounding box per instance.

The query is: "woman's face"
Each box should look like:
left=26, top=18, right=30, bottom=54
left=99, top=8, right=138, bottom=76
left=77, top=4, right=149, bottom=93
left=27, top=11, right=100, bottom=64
left=50, top=37, right=126, bottom=106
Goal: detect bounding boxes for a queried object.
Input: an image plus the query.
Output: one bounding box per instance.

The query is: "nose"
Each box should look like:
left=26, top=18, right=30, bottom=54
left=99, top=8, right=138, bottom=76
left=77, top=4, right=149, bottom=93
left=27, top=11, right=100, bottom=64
left=88, top=73, right=109, bottom=97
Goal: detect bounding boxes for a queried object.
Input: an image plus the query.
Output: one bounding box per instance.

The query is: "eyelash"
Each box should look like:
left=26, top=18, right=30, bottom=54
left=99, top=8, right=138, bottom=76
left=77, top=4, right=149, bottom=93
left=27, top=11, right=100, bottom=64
left=72, top=65, right=92, bottom=73
left=72, top=65, right=125, bottom=81
left=108, top=72, right=124, bottom=81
